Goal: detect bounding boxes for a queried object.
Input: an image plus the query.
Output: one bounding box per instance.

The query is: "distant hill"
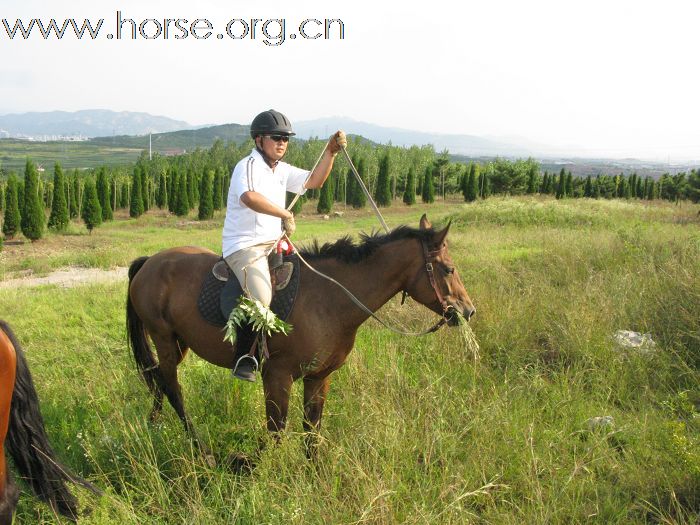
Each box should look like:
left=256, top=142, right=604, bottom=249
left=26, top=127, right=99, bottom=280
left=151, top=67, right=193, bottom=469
left=0, top=109, right=193, bottom=138
left=90, top=123, right=250, bottom=152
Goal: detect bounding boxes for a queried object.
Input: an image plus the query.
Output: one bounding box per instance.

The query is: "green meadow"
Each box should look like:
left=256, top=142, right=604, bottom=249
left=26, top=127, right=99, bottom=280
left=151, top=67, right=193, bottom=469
left=1, top=196, right=699, bottom=524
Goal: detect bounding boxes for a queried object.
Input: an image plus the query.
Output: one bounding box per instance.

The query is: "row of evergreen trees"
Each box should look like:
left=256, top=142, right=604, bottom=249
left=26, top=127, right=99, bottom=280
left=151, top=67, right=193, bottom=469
left=1, top=138, right=699, bottom=244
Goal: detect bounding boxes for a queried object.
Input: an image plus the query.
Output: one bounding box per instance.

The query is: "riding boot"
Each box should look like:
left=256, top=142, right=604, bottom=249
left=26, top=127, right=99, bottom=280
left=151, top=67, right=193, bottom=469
left=231, top=322, right=259, bottom=382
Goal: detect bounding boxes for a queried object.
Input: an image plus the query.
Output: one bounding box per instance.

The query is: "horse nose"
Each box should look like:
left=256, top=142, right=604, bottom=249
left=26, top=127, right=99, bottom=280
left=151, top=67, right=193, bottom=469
left=465, top=305, right=476, bottom=321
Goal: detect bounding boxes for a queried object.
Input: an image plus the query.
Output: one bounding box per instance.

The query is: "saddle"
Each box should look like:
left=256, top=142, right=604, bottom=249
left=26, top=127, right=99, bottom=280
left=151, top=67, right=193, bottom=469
left=197, top=253, right=300, bottom=327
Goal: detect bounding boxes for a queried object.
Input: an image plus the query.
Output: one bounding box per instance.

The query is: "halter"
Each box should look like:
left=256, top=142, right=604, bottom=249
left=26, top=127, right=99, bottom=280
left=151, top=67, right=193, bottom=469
left=399, top=238, right=454, bottom=330
left=421, top=239, right=452, bottom=316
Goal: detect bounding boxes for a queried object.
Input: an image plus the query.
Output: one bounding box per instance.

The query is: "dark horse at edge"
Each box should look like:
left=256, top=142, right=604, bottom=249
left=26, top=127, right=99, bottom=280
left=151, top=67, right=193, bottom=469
left=0, top=320, right=99, bottom=524
left=126, top=215, right=475, bottom=462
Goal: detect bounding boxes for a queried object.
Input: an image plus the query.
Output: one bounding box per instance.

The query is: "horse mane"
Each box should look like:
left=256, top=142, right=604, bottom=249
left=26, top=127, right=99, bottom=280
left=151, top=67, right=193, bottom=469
left=299, top=225, right=435, bottom=264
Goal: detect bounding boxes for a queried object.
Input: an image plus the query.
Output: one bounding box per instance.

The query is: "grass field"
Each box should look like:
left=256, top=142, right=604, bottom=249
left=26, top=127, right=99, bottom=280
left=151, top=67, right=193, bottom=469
left=0, top=139, right=146, bottom=172
left=1, top=196, right=699, bottom=524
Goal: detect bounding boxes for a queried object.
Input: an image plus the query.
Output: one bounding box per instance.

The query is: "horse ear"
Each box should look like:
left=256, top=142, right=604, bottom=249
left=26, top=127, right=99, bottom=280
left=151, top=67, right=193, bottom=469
left=433, top=220, right=451, bottom=246
left=419, top=214, right=432, bottom=230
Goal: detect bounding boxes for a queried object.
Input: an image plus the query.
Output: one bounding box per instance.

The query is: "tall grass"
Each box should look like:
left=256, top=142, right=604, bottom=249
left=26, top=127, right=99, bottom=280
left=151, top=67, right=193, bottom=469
left=1, top=196, right=698, bottom=523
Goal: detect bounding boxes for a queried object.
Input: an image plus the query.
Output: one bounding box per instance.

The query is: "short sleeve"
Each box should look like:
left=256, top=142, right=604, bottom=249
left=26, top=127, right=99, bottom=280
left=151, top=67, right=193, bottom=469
left=286, top=165, right=309, bottom=195
left=231, top=157, right=263, bottom=200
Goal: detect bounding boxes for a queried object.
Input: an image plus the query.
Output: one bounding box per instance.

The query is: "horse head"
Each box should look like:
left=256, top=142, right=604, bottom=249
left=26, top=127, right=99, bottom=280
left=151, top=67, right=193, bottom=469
left=404, top=214, right=475, bottom=326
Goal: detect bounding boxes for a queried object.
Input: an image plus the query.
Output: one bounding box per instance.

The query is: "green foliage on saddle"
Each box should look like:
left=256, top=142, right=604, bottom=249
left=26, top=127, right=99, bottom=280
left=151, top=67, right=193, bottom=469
left=223, top=296, right=293, bottom=344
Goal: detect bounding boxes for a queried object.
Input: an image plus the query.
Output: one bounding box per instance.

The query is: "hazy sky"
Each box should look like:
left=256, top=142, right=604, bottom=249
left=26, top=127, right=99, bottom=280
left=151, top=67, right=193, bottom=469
left=1, top=0, right=699, bottom=160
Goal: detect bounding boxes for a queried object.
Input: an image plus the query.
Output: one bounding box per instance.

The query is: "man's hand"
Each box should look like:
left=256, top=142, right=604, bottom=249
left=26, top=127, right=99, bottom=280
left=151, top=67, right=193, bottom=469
left=282, top=214, right=296, bottom=236
left=327, top=130, right=347, bottom=156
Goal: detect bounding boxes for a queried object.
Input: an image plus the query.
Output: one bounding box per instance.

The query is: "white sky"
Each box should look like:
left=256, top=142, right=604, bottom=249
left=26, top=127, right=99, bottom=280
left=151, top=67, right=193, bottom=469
left=1, top=0, right=699, bottom=160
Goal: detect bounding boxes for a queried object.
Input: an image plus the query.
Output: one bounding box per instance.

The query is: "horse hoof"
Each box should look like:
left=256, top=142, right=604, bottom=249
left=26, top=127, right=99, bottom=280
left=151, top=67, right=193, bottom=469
left=224, top=452, right=254, bottom=474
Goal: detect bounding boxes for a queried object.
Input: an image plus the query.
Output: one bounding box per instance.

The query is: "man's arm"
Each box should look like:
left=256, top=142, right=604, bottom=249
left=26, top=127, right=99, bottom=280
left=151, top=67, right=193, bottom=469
left=304, top=130, right=347, bottom=189
left=240, top=191, right=292, bottom=219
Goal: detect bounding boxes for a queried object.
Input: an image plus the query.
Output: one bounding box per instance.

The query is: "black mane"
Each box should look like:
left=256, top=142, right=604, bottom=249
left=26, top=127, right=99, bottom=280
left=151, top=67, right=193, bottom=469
left=299, top=225, right=435, bottom=264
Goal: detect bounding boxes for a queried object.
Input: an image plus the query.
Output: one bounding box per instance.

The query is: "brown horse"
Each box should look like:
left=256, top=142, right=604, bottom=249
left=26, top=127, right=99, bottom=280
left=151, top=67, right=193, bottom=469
left=0, top=320, right=99, bottom=524
left=126, top=215, right=475, bottom=460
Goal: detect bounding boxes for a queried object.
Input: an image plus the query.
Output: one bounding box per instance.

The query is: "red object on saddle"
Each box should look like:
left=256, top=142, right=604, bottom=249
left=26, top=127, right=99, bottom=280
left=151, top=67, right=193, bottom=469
left=277, top=239, right=294, bottom=256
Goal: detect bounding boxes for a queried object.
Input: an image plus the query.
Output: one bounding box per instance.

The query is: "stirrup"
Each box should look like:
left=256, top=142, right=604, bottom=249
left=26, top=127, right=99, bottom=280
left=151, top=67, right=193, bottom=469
left=232, top=354, right=258, bottom=382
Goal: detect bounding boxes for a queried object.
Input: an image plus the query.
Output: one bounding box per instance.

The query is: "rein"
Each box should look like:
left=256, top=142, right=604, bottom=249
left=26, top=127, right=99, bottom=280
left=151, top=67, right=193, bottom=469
left=287, top=236, right=450, bottom=336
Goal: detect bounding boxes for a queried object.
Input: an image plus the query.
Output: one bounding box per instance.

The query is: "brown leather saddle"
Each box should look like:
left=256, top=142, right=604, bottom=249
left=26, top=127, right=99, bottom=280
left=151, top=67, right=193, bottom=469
left=197, top=253, right=300, bottom=327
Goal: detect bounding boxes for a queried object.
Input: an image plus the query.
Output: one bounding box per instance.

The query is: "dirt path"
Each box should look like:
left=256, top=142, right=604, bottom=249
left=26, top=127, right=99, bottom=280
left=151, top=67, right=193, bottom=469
left=0, top=267, right=128, bottom=288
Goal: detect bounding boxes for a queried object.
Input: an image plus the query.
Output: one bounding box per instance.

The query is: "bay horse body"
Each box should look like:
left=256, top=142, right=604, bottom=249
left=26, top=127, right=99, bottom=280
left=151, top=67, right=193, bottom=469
left=126, top=215, right=475, bottom=457
left=0, top=320, right=98, bottom=524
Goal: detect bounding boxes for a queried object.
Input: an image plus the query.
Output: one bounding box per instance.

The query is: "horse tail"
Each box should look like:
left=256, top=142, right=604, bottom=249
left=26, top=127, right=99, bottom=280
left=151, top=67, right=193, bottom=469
left=126, top=256, right=160, bottom=396
left=2, top=320, right=100, bottom=521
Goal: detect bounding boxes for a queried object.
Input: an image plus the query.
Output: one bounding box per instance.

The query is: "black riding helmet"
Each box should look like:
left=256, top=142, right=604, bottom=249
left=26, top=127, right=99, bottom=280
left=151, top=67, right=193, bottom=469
left=250, top=109, right=295, bottom=138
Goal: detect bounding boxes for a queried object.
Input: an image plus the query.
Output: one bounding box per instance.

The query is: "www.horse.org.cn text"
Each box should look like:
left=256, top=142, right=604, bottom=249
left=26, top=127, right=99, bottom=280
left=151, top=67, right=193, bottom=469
left=1, top=12, right=346, bottom=46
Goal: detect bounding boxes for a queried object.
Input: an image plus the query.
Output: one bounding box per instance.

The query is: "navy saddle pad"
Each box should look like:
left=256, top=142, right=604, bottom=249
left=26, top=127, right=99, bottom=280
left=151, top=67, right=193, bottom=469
left=197, top=253, right=300, bottom=327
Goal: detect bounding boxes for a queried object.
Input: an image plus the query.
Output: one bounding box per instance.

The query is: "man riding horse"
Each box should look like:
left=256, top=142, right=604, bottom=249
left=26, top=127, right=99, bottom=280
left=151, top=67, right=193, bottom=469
left=224, top=109, right=346, bottom=381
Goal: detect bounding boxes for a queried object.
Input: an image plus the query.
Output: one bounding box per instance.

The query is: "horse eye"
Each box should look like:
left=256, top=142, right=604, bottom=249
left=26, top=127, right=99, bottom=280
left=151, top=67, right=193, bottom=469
left=444, top=266, right=454, bottom=275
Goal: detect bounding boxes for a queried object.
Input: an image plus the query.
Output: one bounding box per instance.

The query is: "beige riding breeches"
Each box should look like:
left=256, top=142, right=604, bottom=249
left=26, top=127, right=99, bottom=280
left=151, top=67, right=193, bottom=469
left=224, top=241, right=275, bottom=307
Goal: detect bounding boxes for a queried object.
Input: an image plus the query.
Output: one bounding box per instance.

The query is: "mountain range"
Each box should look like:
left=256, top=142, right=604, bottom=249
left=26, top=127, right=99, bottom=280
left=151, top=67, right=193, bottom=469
left=0, top=109, right=192, bottom=138
left=0, top=109, right=548, bottom=157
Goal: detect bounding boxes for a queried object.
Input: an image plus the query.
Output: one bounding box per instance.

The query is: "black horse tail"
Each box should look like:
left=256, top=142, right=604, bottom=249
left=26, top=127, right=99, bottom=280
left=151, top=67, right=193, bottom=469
left=126, top=256, right=160, bottom=396
left=2, top=320, right=100, bottom=521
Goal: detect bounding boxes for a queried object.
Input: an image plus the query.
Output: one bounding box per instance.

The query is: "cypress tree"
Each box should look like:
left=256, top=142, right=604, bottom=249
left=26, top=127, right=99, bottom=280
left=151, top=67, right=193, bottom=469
left=317, top=172, right=334, bottom=214
left=130, top=167, right=144, bottom=218
left=21, top=159, right=45, bottom=241
left=69, top=171, right=80, bottom=218
left=565, top=171, right=573, bottom=197
left=187, top=168, right=197, bottom=211
left=139, top=165, right=150, bottom=212
left=212, top=167, right=223, bottom=210
left=403, top=166, right=416, bottom=205
left=526, top=165, right=538, bottom=194
left=81, top=177, right=102, bottom=232
left=96, top=167, right=113, bottom=221
left=0, top=182, right=4, bottom=213
left=374, top=152, right=392, bottom=207
left=48, top=162, right=69, bottom=231
left=110, top=177, right=118, bottom=212
left=345, top=157, right=358, bottom=209
left=621, top=177, right=631, bottom=199
left=198, top=170, right=214, bottom=220
left=156, top=170, right=168, bottom=209
left=584, top=176, right=593, bottom=198
left=351, top=158, right=367, bottom=209
left=593, top=177, right=601, bottom=199
left=466, top=164, right=479, bottom=202
left=174, top=169, right=190, bottom=217
left=555, top=169, right=566, bottom=199
left=286, top=192, right=304, bottom=214
left=421, top=164, right=435, bottom=203
left=3, top=176, right=21, bottom=239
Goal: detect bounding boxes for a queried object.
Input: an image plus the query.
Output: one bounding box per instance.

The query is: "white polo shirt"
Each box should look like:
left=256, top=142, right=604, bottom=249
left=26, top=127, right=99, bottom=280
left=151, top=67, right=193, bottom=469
left=222, top=148, right=308, bottom=257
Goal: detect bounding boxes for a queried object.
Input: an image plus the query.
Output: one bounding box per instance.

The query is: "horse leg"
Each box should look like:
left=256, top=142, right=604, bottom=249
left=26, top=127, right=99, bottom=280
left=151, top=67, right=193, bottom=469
left=148, top=337, right=186, bottom=423
left=151, top=335, right=215, bottom=466
left=262, top=370, right=294, bottom=435
left=303, top=376, right=331, bottom=459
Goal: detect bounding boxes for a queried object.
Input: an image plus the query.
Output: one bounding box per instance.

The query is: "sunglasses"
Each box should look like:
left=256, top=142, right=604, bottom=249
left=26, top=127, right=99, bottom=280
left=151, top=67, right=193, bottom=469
left=266, top=134, right=290, bottom=143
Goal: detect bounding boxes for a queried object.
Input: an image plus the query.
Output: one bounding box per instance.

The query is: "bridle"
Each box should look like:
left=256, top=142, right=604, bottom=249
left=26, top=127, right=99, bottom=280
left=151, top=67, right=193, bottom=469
left=421, top=239, right=452, bottom=317
left=291, top=236, right=453, bottom=336
left=400, top=238, right=455, bottom=330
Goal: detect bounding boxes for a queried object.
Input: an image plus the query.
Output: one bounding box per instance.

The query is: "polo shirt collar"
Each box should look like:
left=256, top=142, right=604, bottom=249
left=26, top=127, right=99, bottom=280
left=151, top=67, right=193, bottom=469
left=251, top=147, right=279, bottom=169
